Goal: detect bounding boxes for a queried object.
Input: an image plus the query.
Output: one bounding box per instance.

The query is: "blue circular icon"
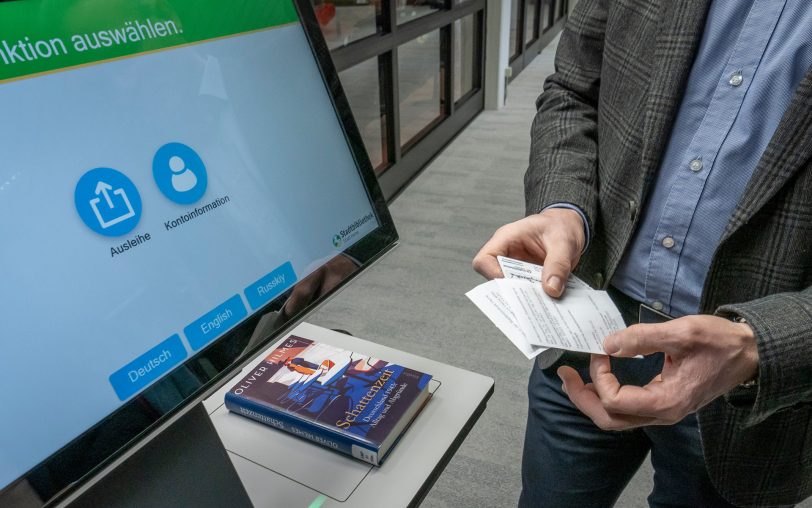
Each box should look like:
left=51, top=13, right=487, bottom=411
left=75, top=168, right=142, bottom=237
left=153, top=142, right=207, bottom=204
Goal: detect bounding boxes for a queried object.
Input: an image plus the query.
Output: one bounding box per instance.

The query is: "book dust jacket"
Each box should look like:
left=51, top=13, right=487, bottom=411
left=228, top=336, right=432, bottom=448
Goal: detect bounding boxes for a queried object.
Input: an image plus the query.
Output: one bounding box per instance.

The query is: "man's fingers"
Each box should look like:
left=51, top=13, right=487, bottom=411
left=559, top=365, right=657, bottom=430
left=603, top=322, right=682, bottom=357
left=473, top=212, right=584, bottom=287
left=557, top=365, right=584, bottom=393
left=472, top=230, right=515, bottom=279
left=541, top=247, right=575, bottom=297
left=472, top=252, right=503, bottom=280
left=589, top=355, right=684, bottom=423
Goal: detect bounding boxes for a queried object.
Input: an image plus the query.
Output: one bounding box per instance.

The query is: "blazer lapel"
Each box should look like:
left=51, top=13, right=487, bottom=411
left=638, top=0, right=711, bottom=197
left=721, top=68, right=812, bottom=241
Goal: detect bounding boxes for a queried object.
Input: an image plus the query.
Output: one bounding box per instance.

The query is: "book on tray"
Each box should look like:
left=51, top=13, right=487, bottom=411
left=225, top=335, right=433, bottom=466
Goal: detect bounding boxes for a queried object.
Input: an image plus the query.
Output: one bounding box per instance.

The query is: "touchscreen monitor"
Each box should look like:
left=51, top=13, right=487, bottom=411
left=0, top=0, right=396, bottom=503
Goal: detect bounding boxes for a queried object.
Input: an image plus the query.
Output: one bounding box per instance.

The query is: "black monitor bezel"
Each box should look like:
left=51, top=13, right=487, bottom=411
left=0, top=0, right=397, bottom=504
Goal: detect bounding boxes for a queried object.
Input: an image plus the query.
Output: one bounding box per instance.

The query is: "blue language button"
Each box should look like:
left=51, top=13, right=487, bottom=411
left=244, top=261, right=297, bottom=310
left=109, top=334, right=187, bottom=401
left=184, top=295, right=248, bottom=350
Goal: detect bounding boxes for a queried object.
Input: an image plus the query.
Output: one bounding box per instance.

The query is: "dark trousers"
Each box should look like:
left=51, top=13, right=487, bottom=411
left=518, top=288, right=736, bottom=507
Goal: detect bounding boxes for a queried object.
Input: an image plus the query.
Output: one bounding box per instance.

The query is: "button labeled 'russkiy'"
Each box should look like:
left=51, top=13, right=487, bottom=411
left=244, top=261, right=297, bottom=310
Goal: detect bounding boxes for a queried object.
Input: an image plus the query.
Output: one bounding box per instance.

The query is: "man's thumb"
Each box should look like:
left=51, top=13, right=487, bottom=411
left=542, top=249, right=574, bottom=298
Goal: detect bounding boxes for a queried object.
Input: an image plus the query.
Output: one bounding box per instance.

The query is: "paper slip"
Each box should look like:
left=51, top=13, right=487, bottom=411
left=468, top=257, right=626, bottom=358
left=498, top=255, right=590, bottom=289
left=466, top=282, right=548, bottom=359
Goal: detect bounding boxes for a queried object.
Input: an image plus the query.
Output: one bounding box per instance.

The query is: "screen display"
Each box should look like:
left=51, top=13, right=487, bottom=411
left=0, top=0, right=390, bottom=496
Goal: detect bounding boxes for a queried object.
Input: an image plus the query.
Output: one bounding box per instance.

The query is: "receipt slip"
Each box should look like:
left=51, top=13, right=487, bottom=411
left=498, top=255, right=590, bottom=289
left=467, top=257, right=626, bottom=358
left=466, top=282, right=548, bottom=359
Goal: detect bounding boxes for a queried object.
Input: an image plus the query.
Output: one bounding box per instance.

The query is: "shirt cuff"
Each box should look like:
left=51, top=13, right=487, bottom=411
left=541, top=202, right=590, bottom=254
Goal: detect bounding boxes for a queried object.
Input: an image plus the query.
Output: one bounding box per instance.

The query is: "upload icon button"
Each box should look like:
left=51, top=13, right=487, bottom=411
left=75, top=168, right=142, bottom=237
left=153, top=142, right=208, bottom=204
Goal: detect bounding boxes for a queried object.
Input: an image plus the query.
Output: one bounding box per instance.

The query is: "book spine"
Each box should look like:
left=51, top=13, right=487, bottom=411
left=224, top=392, right=381, bottom=466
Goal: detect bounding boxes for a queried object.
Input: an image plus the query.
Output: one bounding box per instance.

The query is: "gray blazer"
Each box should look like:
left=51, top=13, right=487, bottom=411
left=525, top=1, right=812, bottom=506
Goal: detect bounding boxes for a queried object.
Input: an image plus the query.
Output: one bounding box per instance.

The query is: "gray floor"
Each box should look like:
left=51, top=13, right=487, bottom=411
left=308, top=38, right=809, bottom=507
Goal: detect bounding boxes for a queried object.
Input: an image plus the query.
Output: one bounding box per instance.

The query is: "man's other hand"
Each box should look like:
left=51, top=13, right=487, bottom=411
left=558, top=315, right=759, bottom=430
left=472, top=209, right=585, bottom=297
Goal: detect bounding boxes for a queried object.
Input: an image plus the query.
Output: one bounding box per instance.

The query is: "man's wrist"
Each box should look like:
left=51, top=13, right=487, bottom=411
left=541, top=203, right=590, bottom=254
left=733, top=317, right=759, bottom=388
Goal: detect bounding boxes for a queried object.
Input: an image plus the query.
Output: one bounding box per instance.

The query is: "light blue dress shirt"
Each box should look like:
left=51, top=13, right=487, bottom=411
left=610, top=0, right=812, bottom=317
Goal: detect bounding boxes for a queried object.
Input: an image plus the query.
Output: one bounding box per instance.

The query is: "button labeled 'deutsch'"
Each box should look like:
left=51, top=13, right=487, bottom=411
left=244, top=261, right=298, bottom=310
left=183, top=294, right=248, bottom=350
left=109, top=334, right=187, bottom=401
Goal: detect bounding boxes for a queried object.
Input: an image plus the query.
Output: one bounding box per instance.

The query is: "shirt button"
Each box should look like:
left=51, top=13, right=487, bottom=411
left=689, top=158, right=703, bottom=172
left=652, top=301, right=664, bottom=311
left=729, top=72, right=743, bottom=87
left=662, top=236, right=675, bottom=249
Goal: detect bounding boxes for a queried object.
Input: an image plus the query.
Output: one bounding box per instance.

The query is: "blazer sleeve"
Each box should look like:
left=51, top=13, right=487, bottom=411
left=716, top=286, right=812, bottom=426
left=524, top=0, right=606, bottom=238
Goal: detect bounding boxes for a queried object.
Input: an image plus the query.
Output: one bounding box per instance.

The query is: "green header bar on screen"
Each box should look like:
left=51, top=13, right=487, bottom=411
left=0, top=0, right=299, bottom=82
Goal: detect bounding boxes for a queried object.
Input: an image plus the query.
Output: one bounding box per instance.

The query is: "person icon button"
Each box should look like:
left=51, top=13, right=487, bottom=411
left=169, top=155, right=198, bottom=193
left=153, top=142, right=207, bottom=204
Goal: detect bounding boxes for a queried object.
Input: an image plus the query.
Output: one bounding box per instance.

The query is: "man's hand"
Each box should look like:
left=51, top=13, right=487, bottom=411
left=558, top=315, right=759, bottom=430
left=472, top=209, right=586, bottom=297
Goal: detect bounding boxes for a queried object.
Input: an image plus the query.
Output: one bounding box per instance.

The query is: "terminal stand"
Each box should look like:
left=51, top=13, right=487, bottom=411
left=64, top=322, right=493, bottom=508
left=203, top=322, right=495, bottom=507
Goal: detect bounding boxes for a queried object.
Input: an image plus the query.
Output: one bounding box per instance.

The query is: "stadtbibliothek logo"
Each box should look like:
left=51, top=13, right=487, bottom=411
left=333, top=213, right=375, bottom=248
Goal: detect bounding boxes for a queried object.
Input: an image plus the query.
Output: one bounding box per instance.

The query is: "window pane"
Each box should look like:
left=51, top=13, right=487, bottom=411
left=339, top=57, right=387, bottom=171
left=524, top=0, right=538, bottom=46
left=541, top=0, right=552, bottom=30
left=509, top=0, right=521, bottom=58
left=396, top=0, right=440, bottom=26
left=310, top=0, right=380, bottom=49
left=398, top=30, right=444, bottom=148
left=454, top=15, right=477, bottom=103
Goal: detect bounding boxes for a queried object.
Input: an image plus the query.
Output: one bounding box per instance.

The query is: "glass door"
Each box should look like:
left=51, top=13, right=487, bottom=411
left=508, top=0, right=568, bottom=81
left=310, top=0, right=486, bottom=200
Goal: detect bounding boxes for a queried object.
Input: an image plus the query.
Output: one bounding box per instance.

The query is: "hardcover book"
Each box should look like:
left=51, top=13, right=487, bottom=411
left=225, top=335, right=433, bottom=466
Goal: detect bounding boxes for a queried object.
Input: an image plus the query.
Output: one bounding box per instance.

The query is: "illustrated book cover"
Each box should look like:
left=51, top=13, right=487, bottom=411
left=224, top=335, right=433, bottom=465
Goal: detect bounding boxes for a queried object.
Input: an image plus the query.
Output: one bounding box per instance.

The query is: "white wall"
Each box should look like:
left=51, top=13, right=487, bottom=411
left=484, top=0, right=511, bottom=110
